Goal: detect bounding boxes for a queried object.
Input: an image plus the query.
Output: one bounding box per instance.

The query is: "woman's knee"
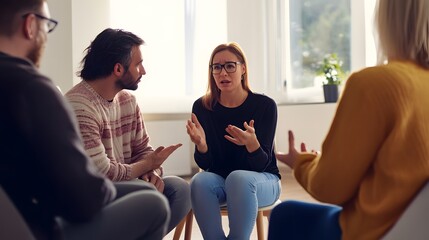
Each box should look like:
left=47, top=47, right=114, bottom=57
left=190, top=172, right=226, bottom=202
left=190, top=172, right=219, bottom=190
left=225, top=170, right=254, bottom=191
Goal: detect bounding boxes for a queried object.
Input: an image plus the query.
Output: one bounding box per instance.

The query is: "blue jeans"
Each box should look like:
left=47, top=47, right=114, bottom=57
left=268, top=200, right=342, bottom=240
left=190, top=170, right=281, bottom=240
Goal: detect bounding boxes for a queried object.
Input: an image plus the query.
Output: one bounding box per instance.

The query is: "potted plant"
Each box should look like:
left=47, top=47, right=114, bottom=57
left=317, top=53, right=345, bottom=103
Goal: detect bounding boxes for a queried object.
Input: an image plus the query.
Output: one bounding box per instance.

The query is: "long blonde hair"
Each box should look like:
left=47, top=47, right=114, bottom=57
left=202, top=42, right=251, bottom=110
left=375, top=0, right=429, bottom=68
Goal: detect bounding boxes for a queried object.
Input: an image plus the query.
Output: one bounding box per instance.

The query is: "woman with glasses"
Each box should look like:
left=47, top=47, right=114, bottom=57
left=186, top=42, right=281, bottom=239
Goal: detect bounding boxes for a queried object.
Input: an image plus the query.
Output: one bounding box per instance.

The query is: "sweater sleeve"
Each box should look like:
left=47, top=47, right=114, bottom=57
left=192, top=100, right=214, bottom=170
left=66, top=96, right=132, bottom=181
left=247, top=97, right=278, bottom=171
left=27, top=79, right=116, bottom=222
left=294, top=69, right=393, bottom=205
left=129, top=104, right=154, bottom=163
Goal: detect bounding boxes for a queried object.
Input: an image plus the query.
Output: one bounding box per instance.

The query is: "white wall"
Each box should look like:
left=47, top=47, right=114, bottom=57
left=71, top=0, right=111, bottom=87
left=227, top=0, right=267, bottom=93
left=275, top=103, right=336, bottom=153
left=40, top=0, right=111, bottom=93
left=40, top=0, right=73, bottom=92
left=143, top=115, right=193, bottom=176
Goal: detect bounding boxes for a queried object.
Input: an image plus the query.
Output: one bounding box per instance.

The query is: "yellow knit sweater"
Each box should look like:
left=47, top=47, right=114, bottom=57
left=294, top=61, right=429, bottom=240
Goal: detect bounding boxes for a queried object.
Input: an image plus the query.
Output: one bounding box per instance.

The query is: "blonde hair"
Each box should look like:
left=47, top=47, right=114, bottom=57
left=202, top=42, right=251, bottom=110
left=375, top=0, right=429, bottom=68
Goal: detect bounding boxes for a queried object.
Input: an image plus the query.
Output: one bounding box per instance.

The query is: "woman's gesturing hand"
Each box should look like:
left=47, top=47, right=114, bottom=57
left=186, top=113, right=208, bottom=153
left=224, top=120, right=260, bottom=153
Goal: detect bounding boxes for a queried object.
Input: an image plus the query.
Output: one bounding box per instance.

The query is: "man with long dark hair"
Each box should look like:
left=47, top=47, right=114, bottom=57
left=66, top=28, right=191, bottom=234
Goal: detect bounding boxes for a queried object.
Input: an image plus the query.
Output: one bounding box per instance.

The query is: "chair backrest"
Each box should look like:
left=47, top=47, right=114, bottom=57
left=0, top=185, right=35, bottom=240
left=382, top=181, right=429, bottom=240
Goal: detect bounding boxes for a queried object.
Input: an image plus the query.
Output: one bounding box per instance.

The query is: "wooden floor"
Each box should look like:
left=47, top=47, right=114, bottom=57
left=164, top=164, right=319, bottom=240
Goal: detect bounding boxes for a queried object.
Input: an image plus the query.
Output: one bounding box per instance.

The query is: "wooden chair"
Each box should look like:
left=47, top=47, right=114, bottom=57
left=173, top=199, right=282, bottom=240
left=172, top=210, right=194, bottom=240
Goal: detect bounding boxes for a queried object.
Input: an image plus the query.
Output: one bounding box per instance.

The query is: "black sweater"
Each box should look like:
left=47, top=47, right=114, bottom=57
left=0, top=52, right=116, bottom=239
left=192, top=92, right=280, bottom=179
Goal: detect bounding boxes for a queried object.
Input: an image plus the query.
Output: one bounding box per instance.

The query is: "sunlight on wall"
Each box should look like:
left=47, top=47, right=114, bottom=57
left=364, top=0, right=377, bottom=66
left=110, top=0, right=227, bottom=113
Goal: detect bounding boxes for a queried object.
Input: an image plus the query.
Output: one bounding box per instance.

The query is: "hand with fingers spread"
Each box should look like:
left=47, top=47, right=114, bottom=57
left=224, top=120, right=260, bottom=153
left=186, top=113, right=208, bottom=153
left=275, top=130, right=308, bottom=169
left=140, top=170, right=165, bottom=193
left=146, top=144, right=183, bottom=169
left=187, top=43, right=282, bottom=239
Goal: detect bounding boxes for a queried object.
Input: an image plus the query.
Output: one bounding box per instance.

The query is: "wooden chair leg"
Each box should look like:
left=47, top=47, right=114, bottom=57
left=184, top=210, right=194, bottom=240
left=264, top=209, right=273, bottom=218
left=256, top=210, right=264, bottom=240
left=172, top=212, right=187, bottom=240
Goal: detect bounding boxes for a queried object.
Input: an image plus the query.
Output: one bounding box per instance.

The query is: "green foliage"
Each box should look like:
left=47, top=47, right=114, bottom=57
left=317, top=53, right=345, bottom=85
left=289, top=0, right=350, bottom=88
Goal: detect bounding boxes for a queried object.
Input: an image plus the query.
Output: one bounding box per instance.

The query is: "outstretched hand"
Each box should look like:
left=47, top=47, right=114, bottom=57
left=224, top=120, right=260, bottom=153
left=186, top=113, right=208, bottom=153
left=147, top=143, right=182, bottom=169
left=275, top=130, right=307, bottom=169
left=224, top=120, right=255, bottom=146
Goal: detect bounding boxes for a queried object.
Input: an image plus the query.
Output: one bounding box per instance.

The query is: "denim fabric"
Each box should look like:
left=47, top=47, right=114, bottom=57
left=190, top=170, right=281, bottom=240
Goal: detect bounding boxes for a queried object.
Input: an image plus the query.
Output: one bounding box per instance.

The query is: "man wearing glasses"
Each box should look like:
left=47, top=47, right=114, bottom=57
left=0, top=1, right=170, bottom=239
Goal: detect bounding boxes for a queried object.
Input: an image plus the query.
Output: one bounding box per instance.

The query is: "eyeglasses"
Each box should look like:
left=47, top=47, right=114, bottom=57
left=22, top=13, right=58, bottom=33
left=210, top=61, right=242, bottom=74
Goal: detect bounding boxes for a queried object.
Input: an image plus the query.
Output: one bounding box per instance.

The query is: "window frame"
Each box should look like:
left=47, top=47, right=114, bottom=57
left=266, top=0, right=376, bottom=104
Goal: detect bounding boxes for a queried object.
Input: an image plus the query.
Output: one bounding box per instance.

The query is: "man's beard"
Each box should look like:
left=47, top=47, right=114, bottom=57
left=27, top=39, right=44, bottom=68
left=116, top=71, right=140, bottom=91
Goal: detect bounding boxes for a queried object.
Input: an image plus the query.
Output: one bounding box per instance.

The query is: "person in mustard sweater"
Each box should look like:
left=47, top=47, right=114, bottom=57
left=268, top=0, right=429, bottom=239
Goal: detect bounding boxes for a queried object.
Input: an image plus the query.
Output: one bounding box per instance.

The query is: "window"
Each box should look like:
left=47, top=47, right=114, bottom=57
left=110, top=0, right=227, bottom=113
left=110, top=0, right=377, bottom=111
left=273, top=0, right=377, bottom=103
left=281, top=0, right=351, bottom=103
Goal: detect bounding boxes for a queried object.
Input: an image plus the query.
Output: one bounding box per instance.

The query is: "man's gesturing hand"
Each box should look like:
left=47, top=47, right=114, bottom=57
left=147, top=143, right=182, bottom=169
